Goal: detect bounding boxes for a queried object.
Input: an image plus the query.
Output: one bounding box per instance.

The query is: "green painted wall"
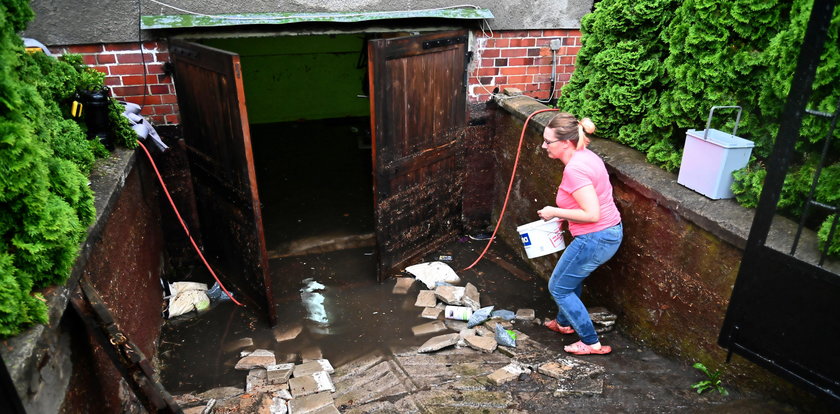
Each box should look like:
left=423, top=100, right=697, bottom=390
left=202, top=35, right=369, bottom=124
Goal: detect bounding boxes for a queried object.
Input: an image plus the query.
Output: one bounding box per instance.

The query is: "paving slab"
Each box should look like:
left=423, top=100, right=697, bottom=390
left=391, top=277, right=415, bottom=294
left=444, top=319, right=468, bottom=331
left=413, top=290, right=437, bottom=307
left=487, top=361, right=531, bottom=385
left=289, top=371, right=335, bottom=397
left=463, top=282, right=481, bottom=310
left=465, top=334, right=498, bottom=353
left=411, top=320, right=447, bottom=336
left=434, top=285, right=465, bottom=305
left=274, top=324, right=304, bottom=342
left=420, top=307, right=442, bottom=319
left=287, top=391, right=334, bottom=414
left=416, top=333, right=459, bottom=353
left=293, top=359, right=334, bottom=378
left=515, top=309, right=535, bottom=321
left=267, top=363, right=295, bottom=384
left=236, top=349, right=277, bottom=370
left=333, top=358, right=413, bottom=407
left=300, top=346, right=323, bottom=362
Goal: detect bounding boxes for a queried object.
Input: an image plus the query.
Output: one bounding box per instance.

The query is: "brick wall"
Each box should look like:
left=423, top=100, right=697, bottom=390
left=53, top=41, right=180, bottom=125
left=468, top=30, right=582, bottom=103
left=50, top=30, right=583, bottom=125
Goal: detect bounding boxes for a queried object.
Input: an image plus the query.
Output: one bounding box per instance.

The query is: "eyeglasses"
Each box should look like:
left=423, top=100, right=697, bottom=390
left=543, top=138, right=560, bottom=145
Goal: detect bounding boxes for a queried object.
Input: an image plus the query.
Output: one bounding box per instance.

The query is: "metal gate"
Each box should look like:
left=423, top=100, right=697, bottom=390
left=718, top=0, right=839, bottom=403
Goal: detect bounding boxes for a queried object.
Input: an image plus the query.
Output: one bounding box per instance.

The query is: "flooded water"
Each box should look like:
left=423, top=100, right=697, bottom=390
left=158, top=117, right=555, bottom=393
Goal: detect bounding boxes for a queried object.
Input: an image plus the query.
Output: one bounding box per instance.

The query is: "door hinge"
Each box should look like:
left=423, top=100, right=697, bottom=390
left=423, top=36, right=467, bottom=50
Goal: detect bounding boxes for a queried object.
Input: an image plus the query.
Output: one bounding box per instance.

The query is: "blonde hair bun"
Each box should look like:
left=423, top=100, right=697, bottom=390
left=580, top=117, right=596, bottom=134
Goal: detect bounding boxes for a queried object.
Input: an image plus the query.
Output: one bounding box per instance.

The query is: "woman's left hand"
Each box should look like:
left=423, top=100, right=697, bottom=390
left=537, top=206, right=560, bottom=221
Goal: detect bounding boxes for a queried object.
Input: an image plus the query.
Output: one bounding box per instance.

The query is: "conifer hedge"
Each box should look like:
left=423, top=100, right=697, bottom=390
left=558, top=0, right=840, bottom=254
left=0, top=0, right=134, bottom=337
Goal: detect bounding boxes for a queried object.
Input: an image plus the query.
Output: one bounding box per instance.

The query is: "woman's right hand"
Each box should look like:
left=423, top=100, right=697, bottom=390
left=537, top=206, right=559, bottom=221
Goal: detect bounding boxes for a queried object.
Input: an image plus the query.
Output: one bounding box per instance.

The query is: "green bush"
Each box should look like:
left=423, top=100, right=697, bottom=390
left=558, top=0, right=840, bottom=255
left=1, top=0, right=133, bottom=337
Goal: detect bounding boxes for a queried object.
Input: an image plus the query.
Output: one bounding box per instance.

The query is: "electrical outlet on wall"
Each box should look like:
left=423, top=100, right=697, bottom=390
left=549, top=39, right=562, bottom=51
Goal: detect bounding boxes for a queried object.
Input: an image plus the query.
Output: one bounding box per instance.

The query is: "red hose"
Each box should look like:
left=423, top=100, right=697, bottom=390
left=136, top=140, right=244, bottom=306
left=464, top=108, right=559, bottom=271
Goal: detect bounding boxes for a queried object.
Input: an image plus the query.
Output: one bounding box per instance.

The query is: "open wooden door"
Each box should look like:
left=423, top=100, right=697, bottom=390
left=368, top=30, right=469, bottom=280
left=169, top=40, right=275, bottom=324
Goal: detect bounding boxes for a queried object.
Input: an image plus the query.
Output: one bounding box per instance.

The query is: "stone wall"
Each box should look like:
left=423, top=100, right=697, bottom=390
left=487, top=95, right=834, bottom=400
left=0, top=150, right=167, bottom=413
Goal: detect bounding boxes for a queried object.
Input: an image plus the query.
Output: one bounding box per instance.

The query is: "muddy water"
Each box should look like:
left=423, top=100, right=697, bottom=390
left=158, top=238, right=555, bottom=393
left=158, top=117, right=555, bottom=393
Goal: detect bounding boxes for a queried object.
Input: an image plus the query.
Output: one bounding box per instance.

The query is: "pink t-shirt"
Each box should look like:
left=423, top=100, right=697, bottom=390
left=555, top=148, right=621, bottom=236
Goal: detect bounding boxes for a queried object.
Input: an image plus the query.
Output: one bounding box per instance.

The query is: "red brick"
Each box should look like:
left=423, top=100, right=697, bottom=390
left=500, top=48, right=527, bottom=58
left=117, top=53, right=155, bottom=64
left=534, top=56, right=554, bottom=66
left=527, top=65, right=552, bottom=75
left=508, top=75, right=532, bottom=84
left=476, top=67, right=498, bottom=76
left=481, top=58, right=497, bottom=67
left=121, top=75, right=159, bottom=85
left=494, top=76, right=508, bottom=84
left=104, top=76, right=122, bottom=86
left=91, top=65, right=109, bottom=75
left=508, top=58, right=534, bottom=66
left=566, top=46, right=581, bottom=55
left=160, top=94, right=178, bottom=104
left=109, top=64, right=146, bottom=75
left=146, top=63, right=165, bottom=75
left=488, top=38, right=509, bottom=48
left=479, top=77, right=494, bottom=85
left=81, top=54, right=96, bottom=65
left=105, top=43, right=141, bottom=52
left=164, top=114, right=180, bottom=124
left=563, top=37, right=575, bottom=46
left=560, top=56, right=575, bottom=65
left=510, top=38, right=536, bottom=47
left=528, top=48, right=541, bottom=57
left=141, top=95, right=162, bottom=105
left=505, top=30, right=530, bottom=37
left=481, top=49, right=500, bottom=58
left=96, top=53, right=117, bottom=64
left=562, top=65, right=576, bottom=73
left=111, top=85, right=145, bottom=96
left=148, top=115, right=164, bottom=124
left=539, top=47, right=552, bottom=57
left=543, top=30, right=565, bottom=37
left=149, top=84, right=170, bottom=94
left=152, top=104, right=173, bottom=114
left=527, top=30, right=544, bottom=37
left=155, top=52, right=170, bottom=62
left=66, top=44, right=103, bottom=54
left=500, top=66, right=528, bottom=76
left=558, top=73, right=572, bottom=82
left=495, top=58, right=508, bottom=67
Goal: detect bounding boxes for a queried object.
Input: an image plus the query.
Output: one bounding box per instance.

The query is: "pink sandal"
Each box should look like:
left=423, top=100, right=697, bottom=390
left=544, top=319, right=575, bottom=334
left=564, top=340, right=611, bottom=355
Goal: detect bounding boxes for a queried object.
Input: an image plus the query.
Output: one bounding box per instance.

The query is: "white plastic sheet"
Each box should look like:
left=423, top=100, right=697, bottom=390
left=404, top=261, right=461, bottom=289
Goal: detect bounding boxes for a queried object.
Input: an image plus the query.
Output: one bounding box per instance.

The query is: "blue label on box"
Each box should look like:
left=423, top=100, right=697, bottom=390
left=521, top=233, right=531, bottom=246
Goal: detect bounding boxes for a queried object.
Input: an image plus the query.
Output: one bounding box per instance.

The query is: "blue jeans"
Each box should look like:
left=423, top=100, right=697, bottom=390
left=549, top=222, right=622, bottom=345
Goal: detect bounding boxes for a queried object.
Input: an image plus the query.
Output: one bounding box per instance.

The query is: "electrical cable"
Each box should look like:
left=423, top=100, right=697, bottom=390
left=463, top=107, right=559, bottom=271
left=137, top=0, right=148, bottom=108
left=136, top=140, right=244, bottom=306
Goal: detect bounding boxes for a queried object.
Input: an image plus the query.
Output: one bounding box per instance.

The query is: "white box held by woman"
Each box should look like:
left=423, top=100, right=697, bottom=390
left=517, top=218, right=565, bottom=259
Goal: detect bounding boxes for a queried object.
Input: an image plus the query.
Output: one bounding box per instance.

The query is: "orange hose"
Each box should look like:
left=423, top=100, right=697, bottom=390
left=464, top=108, right=559, bottom=271
left=136, top=140, right=244, bottom=306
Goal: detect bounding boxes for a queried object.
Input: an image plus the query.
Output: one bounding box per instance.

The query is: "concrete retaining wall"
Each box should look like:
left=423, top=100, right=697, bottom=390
left=0, top=150, right=167, bottom=413
left=488, top=95, right=835, bottom=400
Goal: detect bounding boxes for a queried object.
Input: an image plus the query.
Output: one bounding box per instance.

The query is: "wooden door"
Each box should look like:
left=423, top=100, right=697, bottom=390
left=169, top=40, right=275, bottom=324
left=368, top=30, right=469, bottom=280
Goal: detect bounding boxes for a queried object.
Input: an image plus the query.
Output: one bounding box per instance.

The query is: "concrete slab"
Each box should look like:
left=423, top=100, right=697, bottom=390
left=420, top=307, right=442, bottom=319
left=236, top=349, right=277, bottom=370
left=293, top=359, right=335, bottom=377
left=417, top=333, right=459, bottom=353
left=391, top=277, right=415, bottom=294
left=333, top=359, right=412, bottom=407
left=434, top=285, right=465, bottom=305
left=267, top=363, right=295, bottom=384
left=289, top=371, right=335, bottom=397
left=465, top=335, right=498, bottom=353
left=515, top=308, right=535, bottom=321
left=414, top=290, right=437, bottom=307
left=444, top=319, right=468, bottom=332
left=300, top=346, right=323, bottom=362
left=487, top=361, right=531, bottom=385
left=270, top=396, right=288, bottom=414
left=463, top=282, right=480, bottom=310
left=287, top=391, right=333, bottom=414
left=411, top=320, right=447, bottom=336
left=274, top=324, right=304, bottom=342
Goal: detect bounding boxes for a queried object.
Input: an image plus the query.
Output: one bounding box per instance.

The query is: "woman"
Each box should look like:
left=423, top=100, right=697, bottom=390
left=537, top=113, right=623, bottom=355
